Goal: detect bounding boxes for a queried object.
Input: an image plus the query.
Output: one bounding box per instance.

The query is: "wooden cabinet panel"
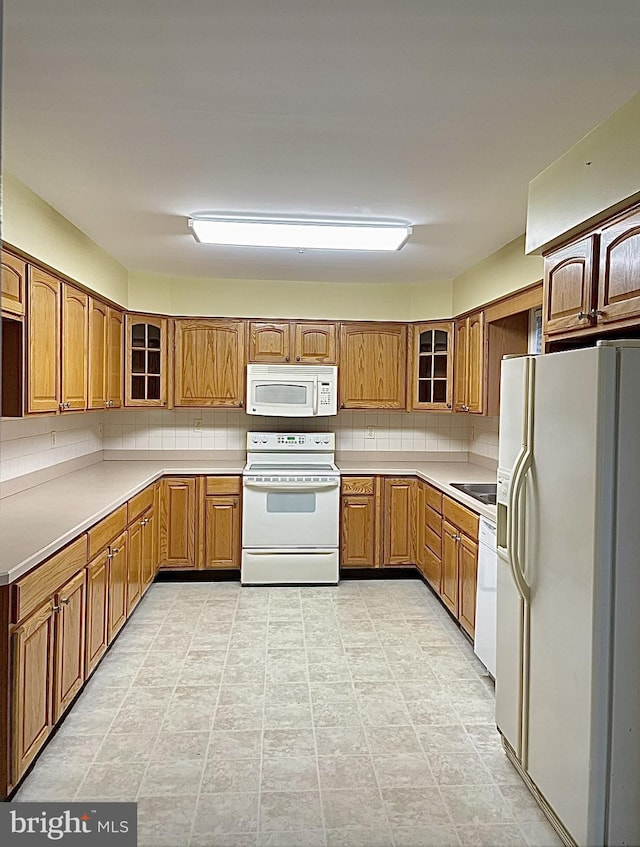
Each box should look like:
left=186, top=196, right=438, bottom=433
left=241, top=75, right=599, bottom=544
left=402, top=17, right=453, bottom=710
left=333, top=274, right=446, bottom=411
left=342, top=477, right=375, bottom=496
left=53, top=570, right=86, bottom=722
left=341, top=495, right=376, bottom=567
left=107, top=531, right=128, bottom=642
left=339, top=323, right=407, bottom=409
left=453, top=319, right=468, bottom=413
left=416, top=482, right=442, bottom=592
left=127, top=518, right=143, bottom=614
left=411, top=322, right=454, bottom=411
left=159, top=477, right=197, bottom=568
left=1, top=250, right=26, bottom=316
left=598, top=209, right=640, bottom=325
left=204, top=496, right=241, bottom=568
left=174, top=319, right=245, bottom=407
left=142, top=507, right=157, bottom=586
left=11, top=601, right=55, bottom=783
left=441, top=520, right=459, bottom=616
left=248, top=321, right=290, bottom=363
left=61, top=285, right=88, bottom=411
left=107, top=308, right=123, bottom=408
left=88, top=298, right=108, bottom=409
left=125, top=315, right=167, bottom=406
left=293, top=322, right=337, bottom=363
left=27, top=268, right=60, bottom=413
left=383, top=478, right=415, bottom=566
left=205, top=476, right=242, bottom=496
left=459, top=534, right=478, bottom=638
left=466, top=313, right=485, bottom=414
left=128, top=485, right=154, bottom=524
left=87, top=505, right=127, bottom=560
left=12, top=536, right=87, bottom=626
left=543, top=236, right=596, bottom=336
left=443, top=497, right=479, bottom=541
left=85, top=550, right=109, bottom=676
left=422, top=546, right=442, bottom=593
left=425, top=484, right=442, bottom=513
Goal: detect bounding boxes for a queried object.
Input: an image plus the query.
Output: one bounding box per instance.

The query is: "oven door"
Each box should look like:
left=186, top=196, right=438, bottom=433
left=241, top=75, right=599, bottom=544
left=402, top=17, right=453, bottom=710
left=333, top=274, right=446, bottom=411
left=247, top=378, right=316, bottom=417
left=242, top=478, right=339, bottom=547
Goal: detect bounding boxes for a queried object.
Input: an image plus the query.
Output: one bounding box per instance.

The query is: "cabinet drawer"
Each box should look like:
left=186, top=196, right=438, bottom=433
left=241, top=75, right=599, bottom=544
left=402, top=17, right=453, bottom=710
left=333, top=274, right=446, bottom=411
left=127, top=486, right=154, bottom=524
left=342, top=477, right=375, bottom=495
left=87, top=505, right=127, bottom=559
left=424, top=523, right=442, bottom=559
left=443, top=496, right=479, bottom=541
left=12, top=535, right=87, bottom=625
left=425, top=504, right=442, bottom=534
left=206, top=476, right=241, bottom=496
left=424, top=484, right=443, bottom=513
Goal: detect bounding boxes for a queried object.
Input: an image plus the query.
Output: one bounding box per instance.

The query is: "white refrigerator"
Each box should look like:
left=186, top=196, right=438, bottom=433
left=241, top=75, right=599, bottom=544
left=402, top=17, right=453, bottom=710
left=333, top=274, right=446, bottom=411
left=496, top=341, right=640, bottom=847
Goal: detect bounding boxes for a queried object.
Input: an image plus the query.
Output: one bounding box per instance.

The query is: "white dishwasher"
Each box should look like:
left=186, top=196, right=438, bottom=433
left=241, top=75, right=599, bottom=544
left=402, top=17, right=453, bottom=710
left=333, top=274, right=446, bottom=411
left=474, top=516, right=497, bottom=678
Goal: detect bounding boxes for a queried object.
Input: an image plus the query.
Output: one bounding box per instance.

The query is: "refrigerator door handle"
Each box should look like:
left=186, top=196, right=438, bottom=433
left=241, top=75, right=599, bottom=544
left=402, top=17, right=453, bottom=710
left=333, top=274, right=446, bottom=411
left=510, top=449, right=532, bottom=605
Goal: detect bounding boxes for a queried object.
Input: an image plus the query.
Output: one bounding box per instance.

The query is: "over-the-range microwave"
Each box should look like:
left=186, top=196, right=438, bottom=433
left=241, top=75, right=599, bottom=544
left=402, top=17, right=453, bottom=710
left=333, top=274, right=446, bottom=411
left=246, top=364, right=338, bottom=417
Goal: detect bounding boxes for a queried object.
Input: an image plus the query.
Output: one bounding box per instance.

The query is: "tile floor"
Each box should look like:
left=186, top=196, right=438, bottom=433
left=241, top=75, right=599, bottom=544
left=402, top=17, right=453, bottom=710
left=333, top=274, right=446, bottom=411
left=15, top=579, right=563, bottom=847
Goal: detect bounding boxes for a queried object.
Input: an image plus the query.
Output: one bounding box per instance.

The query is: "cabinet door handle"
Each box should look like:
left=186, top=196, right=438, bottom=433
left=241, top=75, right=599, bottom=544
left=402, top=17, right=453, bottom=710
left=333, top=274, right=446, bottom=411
left=576, top=311, right=592, bottom=321
left=60, top=597, right=71, bottom=605
left=590, top=309, right=604, bottom=320
left=52, top=604, right=62, bottom=613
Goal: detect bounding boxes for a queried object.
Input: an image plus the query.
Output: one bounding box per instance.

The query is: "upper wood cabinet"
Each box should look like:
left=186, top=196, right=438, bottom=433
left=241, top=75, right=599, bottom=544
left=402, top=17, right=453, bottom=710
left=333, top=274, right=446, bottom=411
left=1, top=249, right=26, bottom=316
left=248, top=320, right=337, bottom=364
left=174, top=319, right=245, bottom=407
left=88, top=298, right=108, bottom=409
left=61, top=285, right=88, bottom=412
left=543, top=236, right=597, bottom=337
left=597, top=207, right=640, bottom=326
left=339, top=323, right=407, bottom=409
left=453, top=312, right=484, bottom=414
left=27, top=268, right=61, bottom=414
left=125, top=315, right=167, bottom=406
left=107, top=308, right=123, bottom=408
left=411, top=322, right=454, bottom=411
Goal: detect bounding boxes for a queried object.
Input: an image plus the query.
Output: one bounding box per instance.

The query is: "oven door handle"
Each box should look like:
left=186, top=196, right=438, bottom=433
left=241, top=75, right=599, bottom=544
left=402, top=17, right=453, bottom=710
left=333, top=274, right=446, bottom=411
left=243, top=480, right=340, bottom=491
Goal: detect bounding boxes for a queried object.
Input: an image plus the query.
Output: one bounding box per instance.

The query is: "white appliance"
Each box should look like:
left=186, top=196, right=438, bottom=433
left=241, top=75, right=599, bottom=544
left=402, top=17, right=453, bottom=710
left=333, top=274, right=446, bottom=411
left=496, top=341, right=640, bottom=847
left=242, top=432, right=340, bottom=584
left=246, top=364, right=338, bottom=417
left=473, top=516, right=497, bottom=678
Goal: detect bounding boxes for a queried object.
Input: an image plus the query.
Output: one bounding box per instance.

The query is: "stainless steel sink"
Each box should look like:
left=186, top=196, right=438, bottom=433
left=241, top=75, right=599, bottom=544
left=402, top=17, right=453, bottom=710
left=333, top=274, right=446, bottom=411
left=449, top=482, right=497, bottom=506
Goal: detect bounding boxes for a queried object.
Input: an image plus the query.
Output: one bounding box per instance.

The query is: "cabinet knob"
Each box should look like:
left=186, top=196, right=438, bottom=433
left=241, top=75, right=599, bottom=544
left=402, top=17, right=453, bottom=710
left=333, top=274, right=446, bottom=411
left=238, top=400, right=243, bottom=407
left=340, top=402, right=345, bottom=409
left=52, top=604, right=62, bottom=613
left=590, top=309, right=604, bottom=320
left=60, top=597, right=71, bottom=605
left=285, top=356, right=290, bottom=362
left=576, top=311, right=592, bottom=322
left=447, top=403, right=452, bottom=409
left=296, top=356, right=301, bottom=362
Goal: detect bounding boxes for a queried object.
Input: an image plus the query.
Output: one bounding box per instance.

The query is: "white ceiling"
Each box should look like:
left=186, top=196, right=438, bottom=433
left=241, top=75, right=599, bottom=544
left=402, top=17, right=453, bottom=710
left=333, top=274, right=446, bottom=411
left=4, top=0, right=640, bottom=284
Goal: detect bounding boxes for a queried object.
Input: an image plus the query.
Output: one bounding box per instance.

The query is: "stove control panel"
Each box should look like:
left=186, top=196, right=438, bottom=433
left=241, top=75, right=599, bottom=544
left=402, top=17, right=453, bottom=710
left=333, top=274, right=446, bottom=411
left=247, top=432, right=335, bottom=449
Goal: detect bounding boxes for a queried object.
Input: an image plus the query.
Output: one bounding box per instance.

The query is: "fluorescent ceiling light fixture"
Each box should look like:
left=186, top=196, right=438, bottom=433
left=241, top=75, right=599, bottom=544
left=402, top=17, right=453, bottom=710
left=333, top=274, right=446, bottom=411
left=188, top=215, right=412, bottom=251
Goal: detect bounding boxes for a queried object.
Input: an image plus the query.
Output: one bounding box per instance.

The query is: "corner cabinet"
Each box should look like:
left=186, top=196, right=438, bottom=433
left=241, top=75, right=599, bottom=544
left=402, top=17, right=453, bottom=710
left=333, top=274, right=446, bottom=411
left=174, top=319, right=245, bottom=408
left=410, top=322, right=453, bottom=411
left=125, top=315, right=167, bottom=406
left=339, top=323, right=407, bottom=409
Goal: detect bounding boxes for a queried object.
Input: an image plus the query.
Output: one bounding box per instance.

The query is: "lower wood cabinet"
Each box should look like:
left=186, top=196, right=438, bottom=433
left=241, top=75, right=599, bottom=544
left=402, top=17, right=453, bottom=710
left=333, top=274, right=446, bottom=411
left=11, top=601, right=55, bottom=783
left=441, top=519, right=460, bottom=616
left=440, top=497, right=480, bottom=636
left=340, top=477, right=379, bottom=567
left=85, top=550, right=109, bottom=676
left=127, top=517, right=144, bottom=614
left=107, top=531, right=128, bottom=642
left=159, top=477, right=197, bottom=568
left=204, top=496, right=241, bottom=568
left=458, top=534, right=479, bottom=637
left=142, top=504, right=157, bottom=586
left=383, top=478, right=416, bottom=566
left=53, top=570, right=86, bottom=722
left=416, top=481, right=443, bottom=592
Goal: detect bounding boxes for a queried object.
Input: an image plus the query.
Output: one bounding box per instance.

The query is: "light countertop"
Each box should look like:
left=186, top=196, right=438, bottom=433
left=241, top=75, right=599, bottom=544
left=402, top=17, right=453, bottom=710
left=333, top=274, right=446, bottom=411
left=0, top=454, right=496, bottom=584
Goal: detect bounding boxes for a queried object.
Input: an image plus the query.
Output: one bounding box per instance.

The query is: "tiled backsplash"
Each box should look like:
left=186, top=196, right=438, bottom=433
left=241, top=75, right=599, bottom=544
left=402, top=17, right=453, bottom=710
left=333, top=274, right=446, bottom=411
left=0, top=413, right=103, bottom=482
left=0, top=410, right=500, bottom=482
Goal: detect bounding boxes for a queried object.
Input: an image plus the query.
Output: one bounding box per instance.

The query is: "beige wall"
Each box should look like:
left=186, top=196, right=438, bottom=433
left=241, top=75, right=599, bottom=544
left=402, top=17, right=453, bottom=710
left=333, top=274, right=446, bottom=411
left=2, top=172, right=129, bottom=305
left=451, top=235, right=543, bottom=316
left=128, top=271, right=453, bottom=321
left=527, top=92, right=640, bottom=254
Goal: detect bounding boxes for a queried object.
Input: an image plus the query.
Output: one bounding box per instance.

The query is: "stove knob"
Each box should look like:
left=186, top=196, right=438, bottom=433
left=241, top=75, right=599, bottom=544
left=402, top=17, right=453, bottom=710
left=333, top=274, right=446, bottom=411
left=314, top=436, right=321, bottom=444
left=261, top=436, right=268, bottom=443
left=251, top=435, right=260, bottom=444
left=323, top=436, right=330, bottom=444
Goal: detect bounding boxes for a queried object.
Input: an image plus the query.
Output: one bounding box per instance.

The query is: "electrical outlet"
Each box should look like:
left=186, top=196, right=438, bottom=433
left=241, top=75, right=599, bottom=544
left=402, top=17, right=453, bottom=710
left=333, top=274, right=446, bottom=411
left=366, top=427, right=375, bottom=440
left=193, top=419, right=202, bottom=432
left=98, top=423, right=103, bottom=437
left=51, top=431, right=57, bottom=448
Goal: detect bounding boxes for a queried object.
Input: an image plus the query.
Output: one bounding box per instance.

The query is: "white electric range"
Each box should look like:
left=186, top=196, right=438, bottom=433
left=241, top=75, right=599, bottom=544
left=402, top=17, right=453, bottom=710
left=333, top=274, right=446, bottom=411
left=241, top=432, right=340, bottom=585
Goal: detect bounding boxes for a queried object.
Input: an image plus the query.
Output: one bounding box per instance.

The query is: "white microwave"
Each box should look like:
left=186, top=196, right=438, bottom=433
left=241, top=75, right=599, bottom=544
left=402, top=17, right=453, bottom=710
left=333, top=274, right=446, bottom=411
left=246, top=364, right=338, bottom=417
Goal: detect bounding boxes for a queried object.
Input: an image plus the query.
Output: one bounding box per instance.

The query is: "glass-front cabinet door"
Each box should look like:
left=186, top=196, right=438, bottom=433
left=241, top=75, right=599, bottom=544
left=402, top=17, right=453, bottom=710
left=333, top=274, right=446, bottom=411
left=411, top=322, right=454, bottom=411
left=125, top=315, right=167, bottom=406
